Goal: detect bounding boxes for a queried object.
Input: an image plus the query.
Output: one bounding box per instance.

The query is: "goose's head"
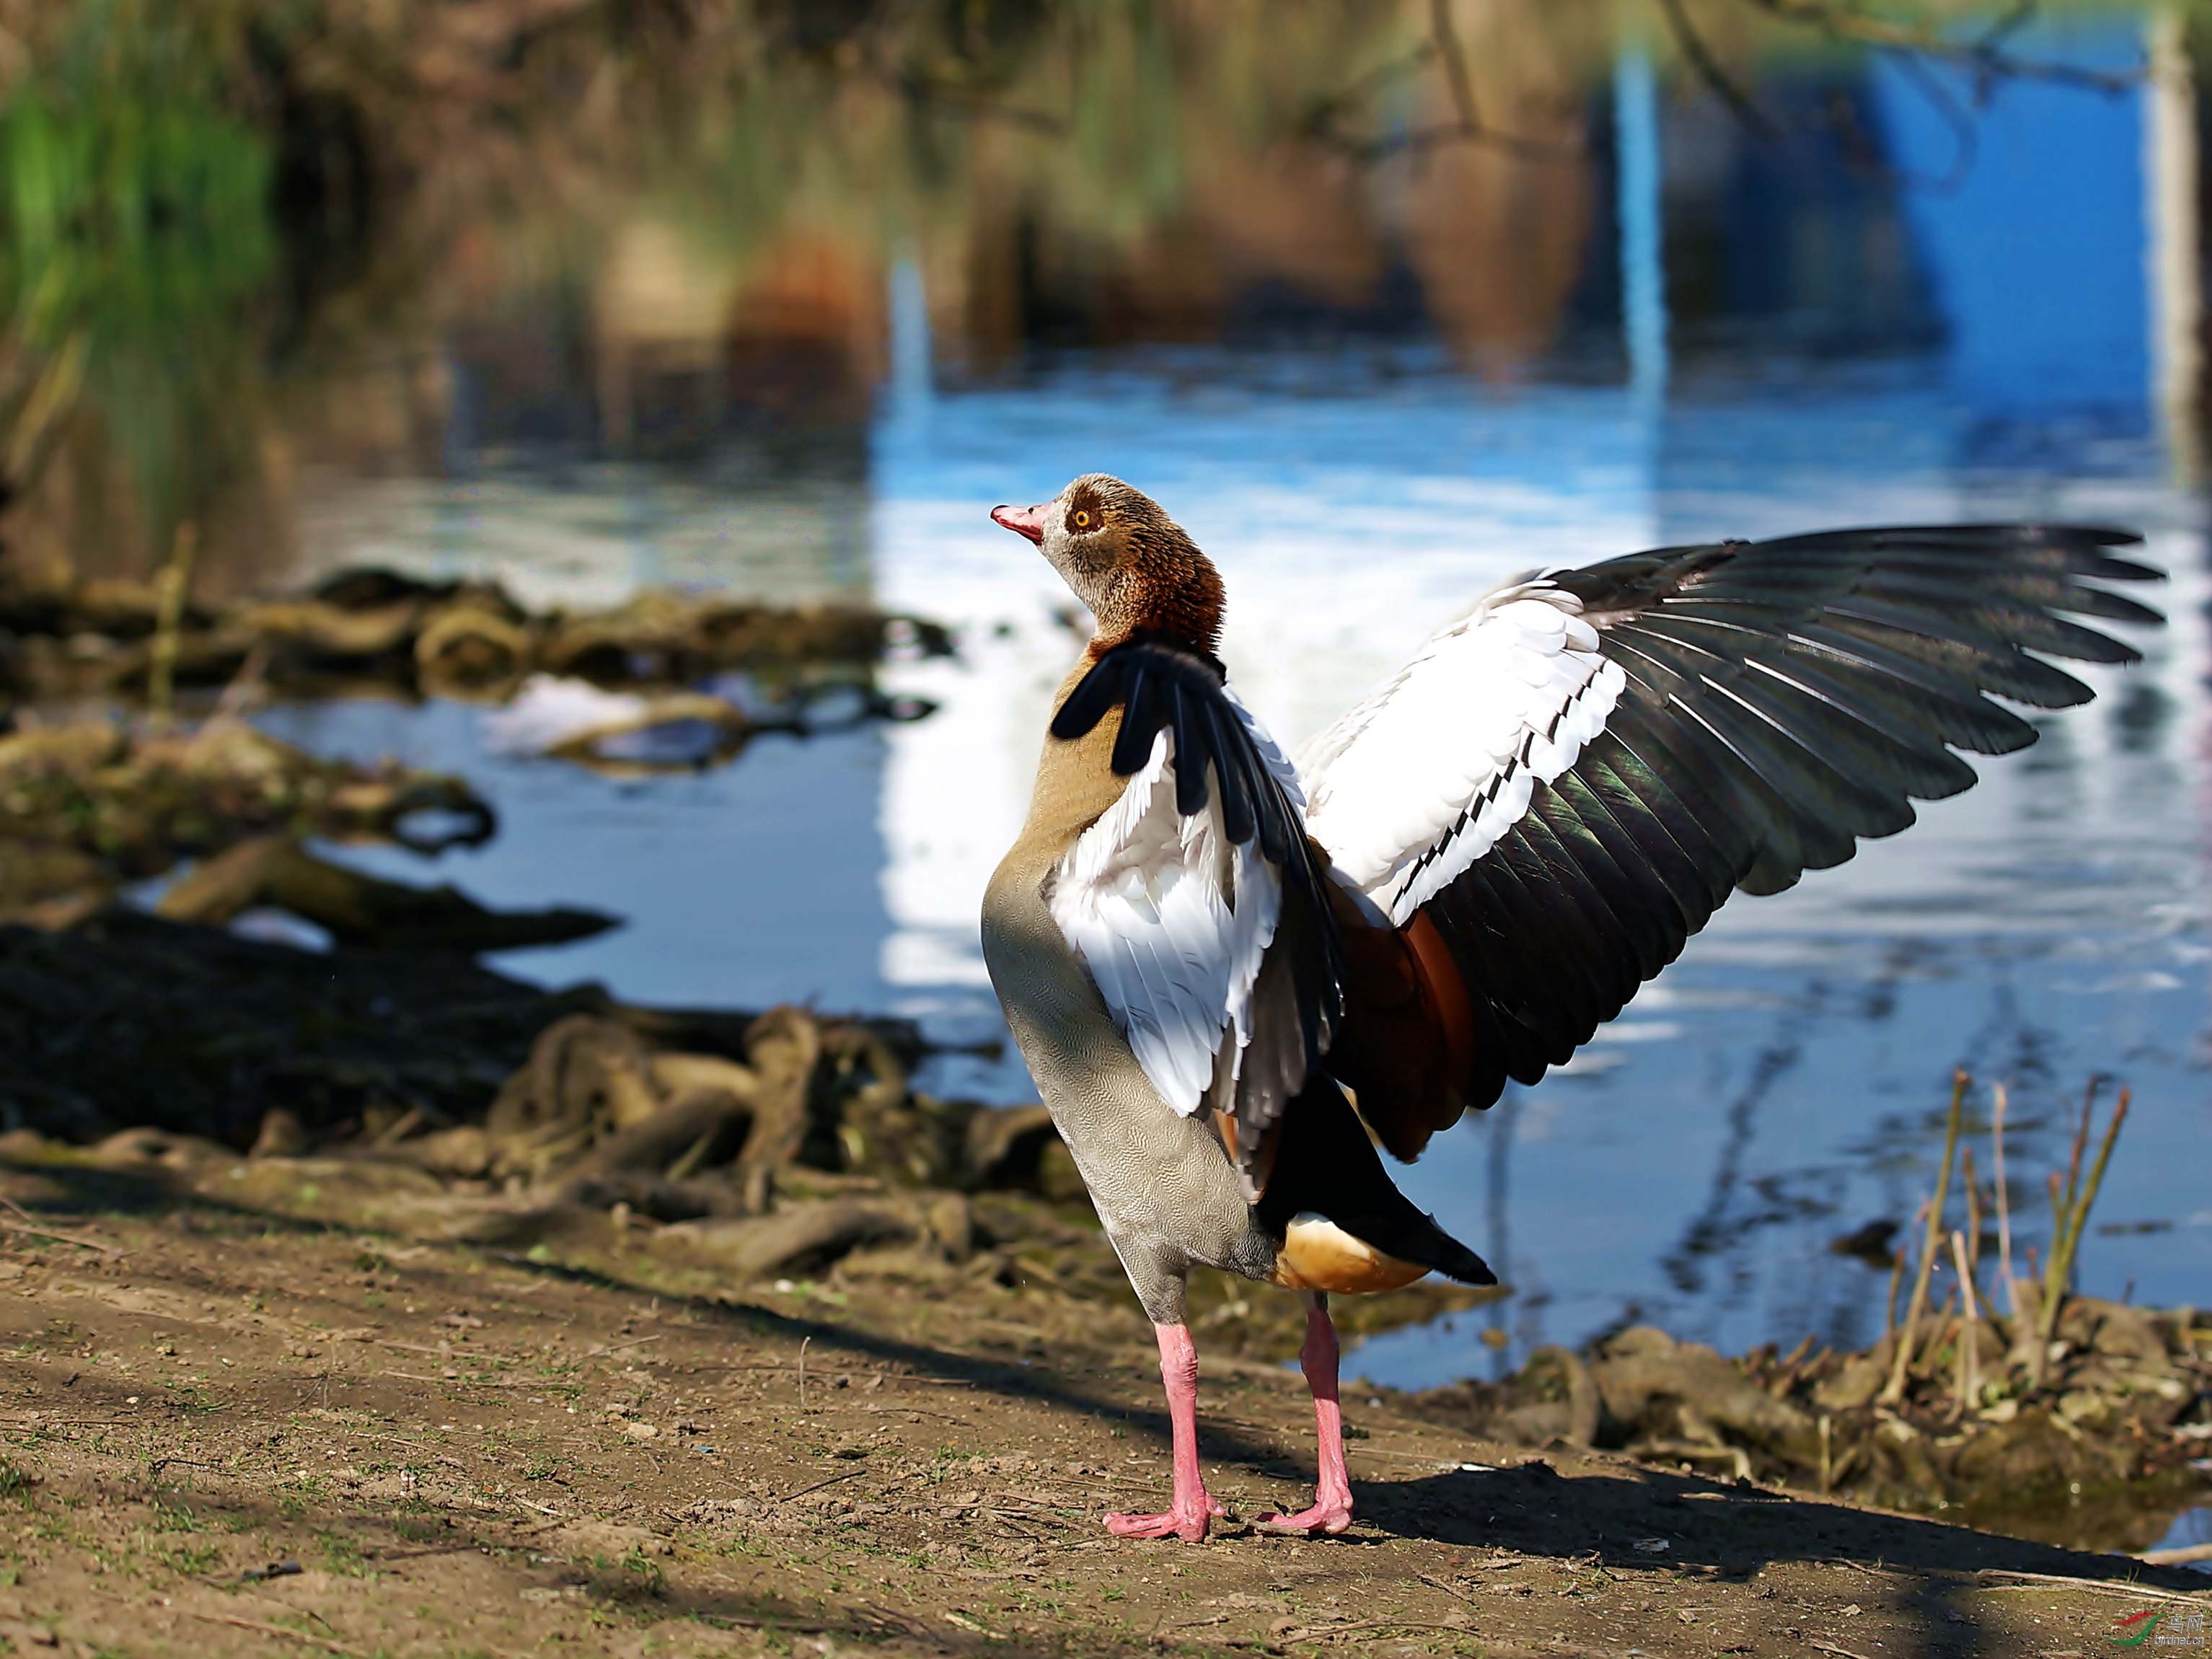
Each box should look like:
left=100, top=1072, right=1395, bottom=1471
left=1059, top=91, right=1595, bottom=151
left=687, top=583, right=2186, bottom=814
left=992, top=473, right=1223, bottom=656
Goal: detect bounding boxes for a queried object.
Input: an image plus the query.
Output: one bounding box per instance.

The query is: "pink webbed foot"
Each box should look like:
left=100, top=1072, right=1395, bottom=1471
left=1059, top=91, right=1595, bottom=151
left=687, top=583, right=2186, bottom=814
left=1106, top=1323, right=1229, bottom=1541
left=1256, top=1296, right=1356, bottom=1536
left=1103, top=1497, right=1217, bottom=1541
left=1255, top=1495, right=1354, bottom=1536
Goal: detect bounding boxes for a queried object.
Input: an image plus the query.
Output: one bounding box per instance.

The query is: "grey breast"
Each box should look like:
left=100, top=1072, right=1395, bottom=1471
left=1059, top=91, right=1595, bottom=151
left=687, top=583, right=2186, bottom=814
left=981, top=839, right=1278, bottom=1317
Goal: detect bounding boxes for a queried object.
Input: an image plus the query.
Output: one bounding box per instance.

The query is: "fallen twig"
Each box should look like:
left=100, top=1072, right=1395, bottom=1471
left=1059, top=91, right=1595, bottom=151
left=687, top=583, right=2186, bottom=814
left=0, top=1199, right=120, bottom=1255
left=345, top=1429, right=449, bottom=1457
left=176, top=1607, right=365, bottom=1657
left=940, top=1610, right=1008, bottom=1638
left=368, top=1515, right=568, bottom=1563
left=1276, top=1619, right=1478, bottom=1644
left=688, top=1358, right=970, bottom=1386
left=1972, top=1568, right=2210, bottom=1606
left=776, top=1464, right=873, bottom=1504
left=0, top=1414, right=133, bottom=1428
left=1417, top=1571, right=1482, bottom=1608
left=1341, top=1443, right=1486, bottom=1466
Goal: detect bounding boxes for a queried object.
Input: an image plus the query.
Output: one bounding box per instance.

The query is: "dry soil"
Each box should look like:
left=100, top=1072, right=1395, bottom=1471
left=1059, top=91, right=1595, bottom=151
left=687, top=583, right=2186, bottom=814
left=0, top=1153, right=2205, bottom=1659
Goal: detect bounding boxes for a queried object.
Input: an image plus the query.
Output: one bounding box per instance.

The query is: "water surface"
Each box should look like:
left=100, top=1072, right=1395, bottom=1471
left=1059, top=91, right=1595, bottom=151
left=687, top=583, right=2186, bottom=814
left=16, top=6, right=2209, bottom=1389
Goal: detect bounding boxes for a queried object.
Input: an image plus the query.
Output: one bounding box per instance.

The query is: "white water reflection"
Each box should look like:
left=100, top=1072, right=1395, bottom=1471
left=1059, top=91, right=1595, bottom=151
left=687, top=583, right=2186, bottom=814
left=243, top=15, right=2212, bottom=1382
left=262, top=333, right=2208, bottom=1381
left=859, top=347, right=2208, bottom=1379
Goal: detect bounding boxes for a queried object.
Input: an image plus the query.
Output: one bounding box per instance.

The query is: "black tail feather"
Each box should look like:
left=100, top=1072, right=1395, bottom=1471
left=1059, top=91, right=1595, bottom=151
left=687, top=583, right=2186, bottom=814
left=1257, top=1074, right=1496, bottom=1286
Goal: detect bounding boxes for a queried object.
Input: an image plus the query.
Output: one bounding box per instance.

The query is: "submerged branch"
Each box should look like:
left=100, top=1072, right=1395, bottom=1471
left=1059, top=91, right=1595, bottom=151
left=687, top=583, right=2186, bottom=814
left=1300, top=4, right=1584, bottom=165
left=1659, top=0, right=1781, bottom=140
left=1741, top=0, right=2142, bottom=96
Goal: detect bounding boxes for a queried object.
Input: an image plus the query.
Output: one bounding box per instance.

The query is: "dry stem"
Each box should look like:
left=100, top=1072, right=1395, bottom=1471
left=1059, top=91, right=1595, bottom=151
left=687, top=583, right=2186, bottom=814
left=2039, top=1088, right=2131, bottom=1347
left=1991, top=1083, right=2016, bottom=1315
left=1950, top=1229, right=1980, bottom=1415
left=1880, top=1070, right=1968, bottom=1406
left=146, top=522, right=200, bottom=721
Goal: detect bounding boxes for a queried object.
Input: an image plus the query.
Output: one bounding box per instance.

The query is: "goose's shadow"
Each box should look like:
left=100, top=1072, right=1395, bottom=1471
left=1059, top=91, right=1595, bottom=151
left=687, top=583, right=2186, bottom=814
left=1358, top=1459, right=2204, bottom=1658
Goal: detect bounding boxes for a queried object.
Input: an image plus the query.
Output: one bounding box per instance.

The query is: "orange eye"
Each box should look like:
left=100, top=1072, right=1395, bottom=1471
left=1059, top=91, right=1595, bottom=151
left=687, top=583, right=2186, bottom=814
left=1072, top=510, right=1091, bottom=529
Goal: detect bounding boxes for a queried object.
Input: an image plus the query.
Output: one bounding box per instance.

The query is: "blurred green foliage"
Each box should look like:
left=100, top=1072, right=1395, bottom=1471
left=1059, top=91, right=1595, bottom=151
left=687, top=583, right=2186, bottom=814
left=0, top=0, right=275, bottom=563
left=0, top=0, right=1439, bottom=577
left=0, top=0, right=2138, bottom=580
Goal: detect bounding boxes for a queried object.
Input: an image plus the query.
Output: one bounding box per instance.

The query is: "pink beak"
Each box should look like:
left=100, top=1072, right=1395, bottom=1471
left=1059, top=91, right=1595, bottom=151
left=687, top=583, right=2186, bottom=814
left=991, top=502, right=1049, bottom=545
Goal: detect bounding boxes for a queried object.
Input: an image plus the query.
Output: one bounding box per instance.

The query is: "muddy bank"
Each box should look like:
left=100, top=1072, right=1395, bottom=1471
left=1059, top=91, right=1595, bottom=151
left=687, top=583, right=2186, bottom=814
left=0, top=1163, right=2203, bottom=1659
left=0, top=715, right=495, bottom=922
left=0, top=563, right=952, bottom=705
left=0, top=906, right=941, bottom=1163
left=1410, top=1083, right=2211, bottom=1556
left=0, top=561, right=956, bottom=916
left=1409, top=1309, right=2210, bottom=1557
left=0, top=907, right=1486, bottom=1357
left=5, top=910, right=2203, bottom=1510
left=0, top=910, right=2203, bottom=1655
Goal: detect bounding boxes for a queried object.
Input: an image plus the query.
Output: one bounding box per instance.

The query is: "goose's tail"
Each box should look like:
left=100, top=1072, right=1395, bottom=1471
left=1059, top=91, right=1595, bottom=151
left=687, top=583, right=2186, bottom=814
left=1258, top=1075, right=1497, bottom=1290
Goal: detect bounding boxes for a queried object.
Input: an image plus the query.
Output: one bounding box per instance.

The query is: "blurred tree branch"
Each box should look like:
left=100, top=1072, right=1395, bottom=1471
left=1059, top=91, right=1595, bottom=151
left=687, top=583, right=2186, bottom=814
left=1745, top=0, right=2138, bottom=96
left=1656, top=0, right=1781, bottom=140
left=1300, top=0, right=1585, bottom=164
left=1654, top=0, right=2137, bottom=194
left=1306, top=0, right=2139, bottom=181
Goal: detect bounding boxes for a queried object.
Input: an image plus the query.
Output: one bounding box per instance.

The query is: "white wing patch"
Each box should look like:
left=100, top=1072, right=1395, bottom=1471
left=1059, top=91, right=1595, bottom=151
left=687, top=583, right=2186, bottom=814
left=1297, top=579, right=1626, bottom=925
left=1049, top=700, right=1295, bottom=1118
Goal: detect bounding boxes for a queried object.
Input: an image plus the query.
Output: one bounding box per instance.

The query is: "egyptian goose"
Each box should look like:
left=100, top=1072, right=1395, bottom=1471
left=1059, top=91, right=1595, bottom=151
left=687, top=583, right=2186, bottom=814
left=979, top=475, right=2158, bottom=1541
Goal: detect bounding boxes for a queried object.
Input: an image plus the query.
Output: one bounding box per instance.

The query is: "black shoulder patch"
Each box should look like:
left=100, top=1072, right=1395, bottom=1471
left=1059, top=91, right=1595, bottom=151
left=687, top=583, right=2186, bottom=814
left=1051, top=631, right=1347, bottom=1090
left=1052, top=634, right=1277, bottom=851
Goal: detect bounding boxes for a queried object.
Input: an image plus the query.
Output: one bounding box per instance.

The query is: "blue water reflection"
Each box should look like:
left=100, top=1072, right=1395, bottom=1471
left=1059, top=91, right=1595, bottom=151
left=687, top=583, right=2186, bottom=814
left=244, top=17, right=2209, bottom=1385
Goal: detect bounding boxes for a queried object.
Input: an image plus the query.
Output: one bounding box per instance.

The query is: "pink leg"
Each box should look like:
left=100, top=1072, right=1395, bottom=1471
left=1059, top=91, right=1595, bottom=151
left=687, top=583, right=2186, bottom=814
left=1259, top=1295, right=1354, bottom=1535
left=1105, top=1322, right=1223, bottom=1541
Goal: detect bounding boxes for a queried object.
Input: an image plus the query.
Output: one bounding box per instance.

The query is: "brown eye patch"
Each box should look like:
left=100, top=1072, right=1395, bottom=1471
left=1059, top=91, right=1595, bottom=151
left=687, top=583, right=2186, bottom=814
left=1065, top=483, right=1106, bottom=533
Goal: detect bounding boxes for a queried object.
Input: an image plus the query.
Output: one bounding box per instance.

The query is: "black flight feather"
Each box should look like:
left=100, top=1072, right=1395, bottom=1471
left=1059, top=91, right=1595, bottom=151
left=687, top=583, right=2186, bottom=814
left=1413, top=524, right=2162, bottom=1113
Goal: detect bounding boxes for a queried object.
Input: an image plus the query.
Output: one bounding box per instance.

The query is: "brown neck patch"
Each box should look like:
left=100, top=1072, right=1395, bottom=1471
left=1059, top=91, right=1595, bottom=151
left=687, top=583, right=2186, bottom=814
left=1095, top=529, right=1225, bottom=656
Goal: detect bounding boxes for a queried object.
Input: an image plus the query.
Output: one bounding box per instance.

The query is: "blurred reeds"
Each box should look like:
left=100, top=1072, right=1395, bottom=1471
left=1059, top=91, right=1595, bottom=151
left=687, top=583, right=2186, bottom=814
left=1, top=0, right=2125, bottom=589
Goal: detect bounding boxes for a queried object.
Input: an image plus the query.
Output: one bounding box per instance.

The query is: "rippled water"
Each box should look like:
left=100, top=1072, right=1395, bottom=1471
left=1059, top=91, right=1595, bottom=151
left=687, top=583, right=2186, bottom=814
left=19, top=6, right=2209, bottom=1391
left=254, top=328, right=2211, bottom=1389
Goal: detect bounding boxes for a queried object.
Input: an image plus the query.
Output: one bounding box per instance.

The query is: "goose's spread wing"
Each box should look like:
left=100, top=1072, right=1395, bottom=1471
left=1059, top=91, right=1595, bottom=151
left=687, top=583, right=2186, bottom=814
left=1300, top=525, right=2163, bottom=1121
left=1049, top=637, right=1344, bottom=1194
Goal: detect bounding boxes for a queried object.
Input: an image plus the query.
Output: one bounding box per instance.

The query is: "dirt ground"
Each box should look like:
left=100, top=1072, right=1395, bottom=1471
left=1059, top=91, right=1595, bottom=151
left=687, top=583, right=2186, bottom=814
left=0, top=1154, right=2205, bottom=1659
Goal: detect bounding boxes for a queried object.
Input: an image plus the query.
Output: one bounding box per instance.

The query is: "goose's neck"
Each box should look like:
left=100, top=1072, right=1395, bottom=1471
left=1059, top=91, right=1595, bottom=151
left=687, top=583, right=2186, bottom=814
left=1091, top=545, right=1225, bottom=659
